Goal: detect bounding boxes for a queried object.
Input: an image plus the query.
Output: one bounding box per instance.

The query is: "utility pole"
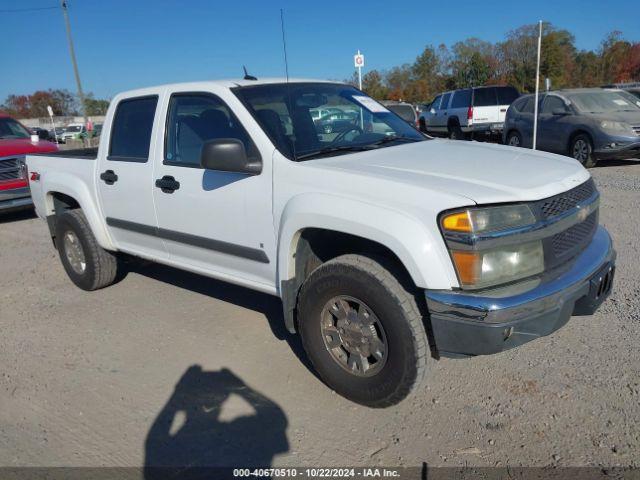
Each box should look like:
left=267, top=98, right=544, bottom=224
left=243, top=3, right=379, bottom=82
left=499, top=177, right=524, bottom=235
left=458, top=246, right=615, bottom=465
left=532, top=20, right=542, bottom=151
left=60, top=0, right=89, bottom=143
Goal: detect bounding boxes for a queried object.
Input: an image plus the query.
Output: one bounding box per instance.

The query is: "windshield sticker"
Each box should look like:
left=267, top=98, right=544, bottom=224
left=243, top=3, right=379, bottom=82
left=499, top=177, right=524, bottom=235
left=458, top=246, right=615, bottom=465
left=352, top=95, right=390, bottom=113
left=613, top=99, right=630, bottom=106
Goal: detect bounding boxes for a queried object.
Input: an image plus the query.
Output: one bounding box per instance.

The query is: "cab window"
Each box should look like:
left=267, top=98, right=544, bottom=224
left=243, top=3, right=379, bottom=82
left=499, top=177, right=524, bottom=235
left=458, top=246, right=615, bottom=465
left=165, top=93, right=258, bottom=168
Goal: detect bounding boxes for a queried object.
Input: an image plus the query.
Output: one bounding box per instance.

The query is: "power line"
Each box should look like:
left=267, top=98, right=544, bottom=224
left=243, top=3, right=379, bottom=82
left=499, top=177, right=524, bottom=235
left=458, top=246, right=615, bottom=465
left=0, top=5, right=58, bottom=13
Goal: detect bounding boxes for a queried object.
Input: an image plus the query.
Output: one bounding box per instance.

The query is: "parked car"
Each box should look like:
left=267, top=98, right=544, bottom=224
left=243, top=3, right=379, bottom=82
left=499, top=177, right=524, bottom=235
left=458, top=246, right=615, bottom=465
left=27, top=79, right=615, bottom=407
left=503, top=88, right=640, bottom=167
left=29, top=127, right=57, bottom=142
left=381, top=101, right=419, bottom=127
left=60, top=123, right=86, bottom=141
left=315, top=110, right=359, bottom=134
left=601, top=82, right=640, bottom=100
left=420, top=85, right=520, bottom=139
left=48, top=127, right=65, bottom=143
left=0, top=113, right=58, bottom=212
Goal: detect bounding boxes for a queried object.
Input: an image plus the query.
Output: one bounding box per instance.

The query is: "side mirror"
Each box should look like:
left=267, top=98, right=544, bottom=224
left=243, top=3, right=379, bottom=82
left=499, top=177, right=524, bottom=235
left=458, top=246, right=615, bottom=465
left=200, top=138, right=262, bottom=175
left=552, top=108, right=569, bottom=116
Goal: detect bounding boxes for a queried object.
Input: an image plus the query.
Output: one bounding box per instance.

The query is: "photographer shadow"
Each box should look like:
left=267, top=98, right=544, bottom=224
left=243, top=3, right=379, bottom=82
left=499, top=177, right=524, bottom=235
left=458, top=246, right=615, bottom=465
left=144, top=365, right=289, bottom=479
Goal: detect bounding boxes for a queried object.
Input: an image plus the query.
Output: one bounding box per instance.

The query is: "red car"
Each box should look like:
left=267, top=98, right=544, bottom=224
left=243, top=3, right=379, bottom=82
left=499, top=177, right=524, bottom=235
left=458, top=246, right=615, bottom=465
left=0, top=113, right=58, bottom=213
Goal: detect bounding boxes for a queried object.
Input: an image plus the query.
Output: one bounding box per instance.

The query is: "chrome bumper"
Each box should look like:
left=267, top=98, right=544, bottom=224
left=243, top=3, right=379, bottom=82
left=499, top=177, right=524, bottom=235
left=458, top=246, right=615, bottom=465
left=425, top=226, right=615, bottom=356
left=0, top=187, right=32, bottom=212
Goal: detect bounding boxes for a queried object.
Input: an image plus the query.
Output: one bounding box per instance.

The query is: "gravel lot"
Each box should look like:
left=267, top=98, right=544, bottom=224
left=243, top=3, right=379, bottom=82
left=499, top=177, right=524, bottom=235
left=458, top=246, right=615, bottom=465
left=0, top=160, right=638, bottom=472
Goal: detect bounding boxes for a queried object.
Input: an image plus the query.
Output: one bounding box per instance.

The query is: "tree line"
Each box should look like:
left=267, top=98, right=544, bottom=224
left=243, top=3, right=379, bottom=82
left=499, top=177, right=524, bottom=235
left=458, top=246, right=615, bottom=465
left=347, top=24, right=640, bottom=103
left=0, top=89, right=110, bottom=118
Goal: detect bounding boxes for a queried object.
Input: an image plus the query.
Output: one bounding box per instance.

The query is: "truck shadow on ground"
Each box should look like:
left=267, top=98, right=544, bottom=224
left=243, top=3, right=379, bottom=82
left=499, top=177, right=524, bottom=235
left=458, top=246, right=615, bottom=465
left=144, top=365, right=289, bottom=478
left=126, top=260, right=319, bottom=379
left=0, top=209, right=36, bottom=224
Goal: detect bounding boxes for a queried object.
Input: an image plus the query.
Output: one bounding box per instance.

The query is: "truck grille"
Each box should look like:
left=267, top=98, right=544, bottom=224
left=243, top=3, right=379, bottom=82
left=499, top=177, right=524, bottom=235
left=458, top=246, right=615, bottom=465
left=0, top=157, right=23, bottom=181
left=551, top=211, right=598, bottom=259
left=540, top=178, right=596, bottom=219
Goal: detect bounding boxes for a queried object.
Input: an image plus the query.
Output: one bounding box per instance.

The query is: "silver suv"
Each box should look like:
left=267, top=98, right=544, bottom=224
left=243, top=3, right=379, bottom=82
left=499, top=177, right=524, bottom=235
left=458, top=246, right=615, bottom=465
left=419, top=86, right=519, bottom=139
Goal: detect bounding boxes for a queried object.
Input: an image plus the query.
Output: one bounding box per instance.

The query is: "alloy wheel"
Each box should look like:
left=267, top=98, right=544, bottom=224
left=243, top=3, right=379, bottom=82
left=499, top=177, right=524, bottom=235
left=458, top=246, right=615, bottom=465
left=320, top=296, right=388, bottom=377
left=63, top=230, right=87, bottom=275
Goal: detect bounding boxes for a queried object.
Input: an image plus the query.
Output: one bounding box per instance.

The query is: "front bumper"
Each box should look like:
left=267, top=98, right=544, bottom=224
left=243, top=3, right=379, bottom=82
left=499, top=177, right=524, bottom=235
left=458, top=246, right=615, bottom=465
left=0, top=186, right=32, bottom=212
left=594, top=138, right=640, bottom=160
left=425, top=226, right=615, bottom=357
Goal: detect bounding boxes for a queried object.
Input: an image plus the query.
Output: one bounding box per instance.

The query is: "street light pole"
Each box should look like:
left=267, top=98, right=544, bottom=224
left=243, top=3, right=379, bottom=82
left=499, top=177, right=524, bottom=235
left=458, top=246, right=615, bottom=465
left=532, top=20, right=542, bottom=151
left=60, top=0, right=89, bottom=143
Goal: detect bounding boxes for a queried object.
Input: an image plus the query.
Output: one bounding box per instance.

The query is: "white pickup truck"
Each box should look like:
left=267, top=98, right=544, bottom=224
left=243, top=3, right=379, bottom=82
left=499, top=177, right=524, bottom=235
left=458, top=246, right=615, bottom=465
left=27, top=79, right=615, bottom=407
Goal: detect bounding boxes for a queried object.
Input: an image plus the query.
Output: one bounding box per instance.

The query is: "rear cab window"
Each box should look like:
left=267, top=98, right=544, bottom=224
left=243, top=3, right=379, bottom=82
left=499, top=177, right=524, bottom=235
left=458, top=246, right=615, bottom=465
left=108, top=96, right=158, bottom=162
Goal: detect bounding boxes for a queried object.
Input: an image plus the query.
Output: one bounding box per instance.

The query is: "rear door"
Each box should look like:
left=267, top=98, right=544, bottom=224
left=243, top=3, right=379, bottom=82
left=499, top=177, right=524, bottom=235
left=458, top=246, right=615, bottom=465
left=472, top=87, right=499, bottom=126
left=97, top=94, right=168, bottom=259
left=449, top=89, right=472, bottom=128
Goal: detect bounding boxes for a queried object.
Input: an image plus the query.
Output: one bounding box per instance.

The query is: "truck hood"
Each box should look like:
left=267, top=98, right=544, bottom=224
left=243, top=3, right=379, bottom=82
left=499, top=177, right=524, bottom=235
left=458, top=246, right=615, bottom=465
left=0, top=138, right=58, bottom=157
left=310, top=139, right=590, bottom=204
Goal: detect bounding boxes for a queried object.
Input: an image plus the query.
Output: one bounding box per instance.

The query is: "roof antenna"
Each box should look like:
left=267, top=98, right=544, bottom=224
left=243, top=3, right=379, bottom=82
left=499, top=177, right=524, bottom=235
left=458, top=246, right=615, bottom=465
left=243, top=66, right=257, bottom=81
left=280, top=8, right=297, bottom=160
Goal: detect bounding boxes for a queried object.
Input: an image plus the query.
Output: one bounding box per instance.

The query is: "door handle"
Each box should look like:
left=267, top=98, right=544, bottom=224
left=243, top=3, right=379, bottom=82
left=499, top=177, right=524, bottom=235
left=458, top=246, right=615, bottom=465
left=155, top=175, right=180, bottom=194
left=100, top=170, right=118, bottom=185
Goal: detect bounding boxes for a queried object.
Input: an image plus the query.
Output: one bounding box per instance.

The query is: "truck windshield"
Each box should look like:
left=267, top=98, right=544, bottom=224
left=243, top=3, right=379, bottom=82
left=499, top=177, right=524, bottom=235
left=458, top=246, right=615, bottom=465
left=0, top=118, right=31, bottom=140
left=234, top=83, right=426, bottom=161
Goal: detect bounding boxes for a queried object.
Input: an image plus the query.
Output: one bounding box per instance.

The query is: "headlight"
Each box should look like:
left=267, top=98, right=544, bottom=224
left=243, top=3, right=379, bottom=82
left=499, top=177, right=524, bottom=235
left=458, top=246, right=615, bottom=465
left=451, top=241, right=544, bottom=289
left=441, top=204, right=536, bottom=234
left=600, top=121, right=635, bottom=135
left=441, top=205, right=542, bottom=289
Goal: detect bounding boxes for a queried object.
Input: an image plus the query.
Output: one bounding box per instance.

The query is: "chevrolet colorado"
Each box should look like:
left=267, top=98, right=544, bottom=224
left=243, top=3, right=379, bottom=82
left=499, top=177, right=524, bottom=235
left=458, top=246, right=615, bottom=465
left=26, top=79, right=615, bottom=407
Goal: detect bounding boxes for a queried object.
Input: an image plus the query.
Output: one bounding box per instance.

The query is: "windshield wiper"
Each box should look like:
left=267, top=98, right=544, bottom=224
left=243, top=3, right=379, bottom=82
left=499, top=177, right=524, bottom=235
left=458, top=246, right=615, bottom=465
left=367, top=135, right=421, bottom=146
left=296, top=136, right=421, bottom=161
left=296, top=144, right=372, bottom=161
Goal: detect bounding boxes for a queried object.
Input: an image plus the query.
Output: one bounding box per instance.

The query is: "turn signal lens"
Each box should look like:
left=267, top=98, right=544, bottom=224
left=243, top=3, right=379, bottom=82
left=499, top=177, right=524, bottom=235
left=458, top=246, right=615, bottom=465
left=451, top=251, right=480, bottom=285
left=442, top=211, right=472, bottom=232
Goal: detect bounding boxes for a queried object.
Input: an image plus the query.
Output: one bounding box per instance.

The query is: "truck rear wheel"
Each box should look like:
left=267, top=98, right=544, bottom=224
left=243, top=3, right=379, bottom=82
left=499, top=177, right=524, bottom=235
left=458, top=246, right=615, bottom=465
left=297, top=254, right=428, bottom=407
left=55, top=209, right=119, bottom=291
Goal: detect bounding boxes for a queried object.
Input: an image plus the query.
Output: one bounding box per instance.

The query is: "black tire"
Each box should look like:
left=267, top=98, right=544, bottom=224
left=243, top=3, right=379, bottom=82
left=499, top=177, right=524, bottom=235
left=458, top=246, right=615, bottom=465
left=506, top=130, right=523, bottom=148
left=448, top=122, right=465, bottom=140
left=55, top=209, right=119, bottom=291
left=418, top=118, right=427, bottom=133
left=297, top=254, right=428, bottom=407
left=570, top=133, right=597, bottom=168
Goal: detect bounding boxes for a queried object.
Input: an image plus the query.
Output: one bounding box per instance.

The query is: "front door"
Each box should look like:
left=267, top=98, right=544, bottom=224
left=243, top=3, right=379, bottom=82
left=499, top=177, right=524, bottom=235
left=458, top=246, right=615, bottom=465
left=152, top=91, right=275, bottom=289
left=538, top=95, right=572, bottom=153
left=97, top=94, right=168, bottom=260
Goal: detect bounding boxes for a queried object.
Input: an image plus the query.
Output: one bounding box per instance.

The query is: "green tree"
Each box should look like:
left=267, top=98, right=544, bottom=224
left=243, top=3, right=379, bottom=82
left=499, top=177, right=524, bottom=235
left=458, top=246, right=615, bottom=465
left=361, top=70, right=388, bottom=99
left=84, top=93, right=110, bottom=116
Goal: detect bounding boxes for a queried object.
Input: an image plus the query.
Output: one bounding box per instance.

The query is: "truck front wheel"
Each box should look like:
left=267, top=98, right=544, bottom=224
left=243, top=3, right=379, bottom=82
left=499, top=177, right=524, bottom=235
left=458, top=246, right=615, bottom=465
left=55, top=209, right=120, bottom=291
left=297, top=254, right=429, bottom=407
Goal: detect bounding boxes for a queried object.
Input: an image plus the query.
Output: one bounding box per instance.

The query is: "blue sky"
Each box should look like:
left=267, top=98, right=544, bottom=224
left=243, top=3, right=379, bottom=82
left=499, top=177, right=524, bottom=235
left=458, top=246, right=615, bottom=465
left=2, top=0, right=639, bottom=101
